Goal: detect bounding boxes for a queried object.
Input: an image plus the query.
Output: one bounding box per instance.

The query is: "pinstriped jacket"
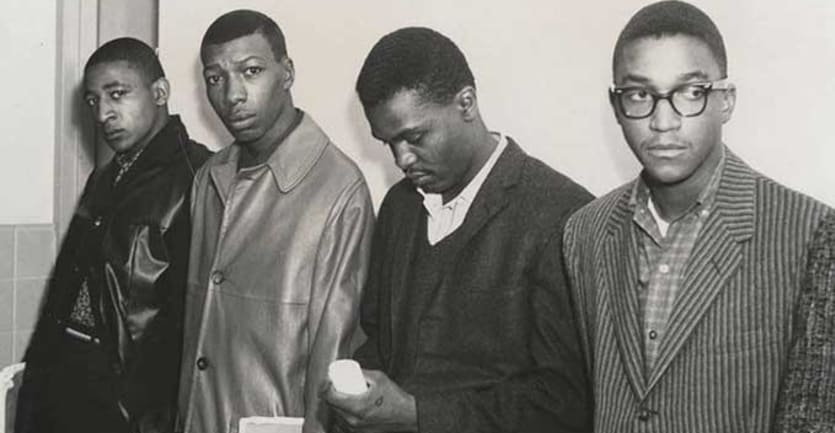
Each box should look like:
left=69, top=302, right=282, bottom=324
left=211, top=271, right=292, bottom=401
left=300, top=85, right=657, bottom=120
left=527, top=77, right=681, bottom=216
left=563, top=149, right=833, bottom=433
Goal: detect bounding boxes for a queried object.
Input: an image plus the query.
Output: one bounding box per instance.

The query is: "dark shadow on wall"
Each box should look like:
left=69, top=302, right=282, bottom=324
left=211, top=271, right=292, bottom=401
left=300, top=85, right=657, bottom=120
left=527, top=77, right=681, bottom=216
left=345, top=96, right=403, bottom=192
left=191, top=57, right=233, bottom=151
left=599, top=98, right=639, bottom=185
left=73, top=83, right=97, bottom=168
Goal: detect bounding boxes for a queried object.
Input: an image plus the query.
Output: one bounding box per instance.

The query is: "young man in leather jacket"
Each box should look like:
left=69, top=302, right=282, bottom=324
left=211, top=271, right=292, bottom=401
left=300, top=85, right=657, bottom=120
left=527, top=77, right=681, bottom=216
left=15, top=37, right=211, bottom=433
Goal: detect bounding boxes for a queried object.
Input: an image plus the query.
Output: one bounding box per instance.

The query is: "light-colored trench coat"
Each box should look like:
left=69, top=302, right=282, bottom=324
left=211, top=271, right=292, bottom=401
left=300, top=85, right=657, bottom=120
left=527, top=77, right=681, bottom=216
left=178, top=113, right=374, bottom=433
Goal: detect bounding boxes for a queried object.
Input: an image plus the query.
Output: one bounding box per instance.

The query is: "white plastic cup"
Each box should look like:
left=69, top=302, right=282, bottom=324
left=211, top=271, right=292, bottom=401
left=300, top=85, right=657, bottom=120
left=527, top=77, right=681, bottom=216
left=328, top=359, right=368, bottom=395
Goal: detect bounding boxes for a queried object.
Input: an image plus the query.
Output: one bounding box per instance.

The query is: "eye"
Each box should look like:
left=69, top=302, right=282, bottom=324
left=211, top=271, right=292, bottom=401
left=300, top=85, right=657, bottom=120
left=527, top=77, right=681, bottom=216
left=84, top=96, right=98, bottom=107
left=624, top=88, right=652, bottom=102
left=109, top=90, right=126, bottom=100
left=205, top=75, right=222, bottom=86
left=404, top=133, right=424, bottom=145
left=243, top=66, right=263, bottom=77
left=678, top=85, right=708, bottom=101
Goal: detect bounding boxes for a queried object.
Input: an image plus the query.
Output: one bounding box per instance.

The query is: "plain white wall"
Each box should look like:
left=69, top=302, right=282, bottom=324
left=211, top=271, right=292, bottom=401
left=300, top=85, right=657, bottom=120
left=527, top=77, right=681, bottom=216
left=0, top=1, right=56, bottom=224
left=159, top=0, right=835, bottom=209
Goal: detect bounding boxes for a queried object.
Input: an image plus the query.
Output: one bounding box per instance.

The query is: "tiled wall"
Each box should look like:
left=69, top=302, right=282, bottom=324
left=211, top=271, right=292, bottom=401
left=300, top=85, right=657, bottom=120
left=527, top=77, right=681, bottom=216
left=0, top=225, right=56, bottom=366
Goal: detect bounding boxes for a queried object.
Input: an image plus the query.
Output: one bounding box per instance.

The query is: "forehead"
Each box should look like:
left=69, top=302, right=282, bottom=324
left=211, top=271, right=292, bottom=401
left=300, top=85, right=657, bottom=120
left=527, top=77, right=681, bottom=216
left=614, top=34, right=721, bottom=86
left=202, top=33, right=275, bottom=67
left=367, top=90, right=439, bottom=140
left=84, top=60, right=147, bottom=90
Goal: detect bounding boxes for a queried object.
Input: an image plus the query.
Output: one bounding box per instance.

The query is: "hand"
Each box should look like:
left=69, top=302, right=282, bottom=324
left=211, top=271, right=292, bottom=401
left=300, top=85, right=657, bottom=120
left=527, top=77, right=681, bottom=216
left=322, top=369, right=417, bottom=433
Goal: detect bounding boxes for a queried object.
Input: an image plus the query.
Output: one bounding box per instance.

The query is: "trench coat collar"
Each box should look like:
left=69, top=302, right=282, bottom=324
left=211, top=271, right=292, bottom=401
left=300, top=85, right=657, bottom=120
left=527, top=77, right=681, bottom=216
left=209, top=110, right=329, bottom=202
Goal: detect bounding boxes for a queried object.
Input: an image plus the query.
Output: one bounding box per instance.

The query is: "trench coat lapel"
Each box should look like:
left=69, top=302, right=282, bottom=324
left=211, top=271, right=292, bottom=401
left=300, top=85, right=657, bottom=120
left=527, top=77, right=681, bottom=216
left=646, top=151, right=755, bottom=390
left=208, top=145, right=240, bottom=207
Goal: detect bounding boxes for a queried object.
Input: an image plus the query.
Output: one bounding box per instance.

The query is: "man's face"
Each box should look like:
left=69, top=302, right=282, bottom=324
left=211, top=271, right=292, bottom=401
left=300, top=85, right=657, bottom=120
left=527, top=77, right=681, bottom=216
left=83, top=60, right=164, bottom=154
left=613, top=34, right=735, bottom=187
left=202, top=32, right=293, bottom=145
left=366, top=89, right=476, bottom=197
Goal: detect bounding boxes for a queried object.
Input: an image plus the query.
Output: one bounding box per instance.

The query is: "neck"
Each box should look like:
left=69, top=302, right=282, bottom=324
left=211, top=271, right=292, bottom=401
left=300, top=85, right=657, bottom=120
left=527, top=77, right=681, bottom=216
left=119, top=111, right=169, bottom=158
left=239, top=103, right=298, bottom=169
left=647, top=144, right=722, bottom=221
left=441, top=127, right=498, bottom=204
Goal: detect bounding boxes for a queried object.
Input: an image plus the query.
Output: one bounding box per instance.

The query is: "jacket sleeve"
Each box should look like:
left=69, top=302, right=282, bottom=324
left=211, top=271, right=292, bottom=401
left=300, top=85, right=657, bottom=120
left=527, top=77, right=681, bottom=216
left=352, top=190, right=394, bottom=372
left=303, top=179, right=375, bottom=433
left=414, top=216, right=594, bottom=433
left=772, top=211, right=835, bottom=433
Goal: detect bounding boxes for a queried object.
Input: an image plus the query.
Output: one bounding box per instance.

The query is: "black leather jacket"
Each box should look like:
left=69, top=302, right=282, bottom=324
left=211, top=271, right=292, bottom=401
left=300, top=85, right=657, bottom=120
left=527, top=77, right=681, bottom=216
left=17, top=116, right=211, bottom=433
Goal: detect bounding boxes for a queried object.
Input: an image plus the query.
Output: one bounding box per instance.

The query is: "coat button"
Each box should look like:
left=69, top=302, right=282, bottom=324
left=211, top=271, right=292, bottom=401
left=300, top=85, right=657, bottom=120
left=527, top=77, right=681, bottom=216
left=196, top=357, right=210, bottom=370
left=211, top=271, right=225, bottom=285
left=93, top=217, right=103, bottom=227
left=637, top=408, right=651, bottom=422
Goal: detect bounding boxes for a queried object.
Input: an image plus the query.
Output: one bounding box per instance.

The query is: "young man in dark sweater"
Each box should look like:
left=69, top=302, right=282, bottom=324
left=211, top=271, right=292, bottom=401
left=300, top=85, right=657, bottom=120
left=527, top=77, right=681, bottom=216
left=324, top=27, right=594, bottom=433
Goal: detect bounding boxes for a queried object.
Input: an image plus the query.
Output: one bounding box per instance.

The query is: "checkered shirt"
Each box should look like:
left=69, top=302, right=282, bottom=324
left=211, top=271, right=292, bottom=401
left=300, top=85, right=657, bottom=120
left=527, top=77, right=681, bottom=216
left=631, top=151, right=725, bottom=374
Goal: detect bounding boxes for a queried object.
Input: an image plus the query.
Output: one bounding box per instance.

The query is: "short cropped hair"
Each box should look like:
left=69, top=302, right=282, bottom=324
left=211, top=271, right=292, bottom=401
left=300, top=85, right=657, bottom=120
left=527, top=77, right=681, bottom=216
left=85, top=37, right=165, bottom=83
left=614, top=0, right=728, bottom=77
left=201, top=9, right=287, bottom=62
left=356, top=27, right=475, bottom=111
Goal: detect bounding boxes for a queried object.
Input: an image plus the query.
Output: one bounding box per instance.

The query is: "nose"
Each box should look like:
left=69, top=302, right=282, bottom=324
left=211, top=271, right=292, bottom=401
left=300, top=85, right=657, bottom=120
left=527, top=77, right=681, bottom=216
left=391, top=141, right=417, bottom=171
left=226, top=74, right=247, bottom=105
left=649, top=98, right=682, bottom=132
left=94, top=99, right=115, bottom=124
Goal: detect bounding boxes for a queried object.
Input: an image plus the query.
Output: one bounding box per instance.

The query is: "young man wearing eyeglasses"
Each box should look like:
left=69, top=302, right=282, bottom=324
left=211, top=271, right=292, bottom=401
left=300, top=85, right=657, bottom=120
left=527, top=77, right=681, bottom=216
left=563, top=1, right=834, bottom=432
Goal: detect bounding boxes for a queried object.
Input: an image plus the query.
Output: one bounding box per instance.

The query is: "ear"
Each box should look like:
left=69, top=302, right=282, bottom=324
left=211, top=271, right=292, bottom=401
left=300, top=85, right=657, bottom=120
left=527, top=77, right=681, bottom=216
left=455, top=86, right=478, bottom=121
left=151, top=77, right=170, bottom=106
left=718, top=84, right=736, bottom=124
left=280, top=56, right=295, bottom=90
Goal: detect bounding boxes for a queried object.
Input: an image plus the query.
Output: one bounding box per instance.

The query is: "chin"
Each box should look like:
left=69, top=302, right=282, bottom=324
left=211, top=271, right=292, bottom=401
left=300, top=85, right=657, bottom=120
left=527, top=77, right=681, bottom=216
left=230, top=128, right=262, bottom=143
left=106, top=140, right=138, bottom=154
left=645, top=167, right=693, bottom=186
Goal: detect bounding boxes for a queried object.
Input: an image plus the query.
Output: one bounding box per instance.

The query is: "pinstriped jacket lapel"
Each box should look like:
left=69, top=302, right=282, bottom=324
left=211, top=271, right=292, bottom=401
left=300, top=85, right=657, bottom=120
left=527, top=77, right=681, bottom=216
left=603, top=190, right=649, bottom=396
left=646, top=151, right=756, bottom=390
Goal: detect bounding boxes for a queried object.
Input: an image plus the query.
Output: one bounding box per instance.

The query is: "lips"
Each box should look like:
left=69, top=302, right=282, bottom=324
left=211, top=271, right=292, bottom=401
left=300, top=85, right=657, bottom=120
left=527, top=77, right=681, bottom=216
left=226, top=112, right=256, bottom=130
left=645, top=141, right=688, bottom=159
left=406, top=170, right=432, bottom=185
left=102, top=129, right=125, bottom=141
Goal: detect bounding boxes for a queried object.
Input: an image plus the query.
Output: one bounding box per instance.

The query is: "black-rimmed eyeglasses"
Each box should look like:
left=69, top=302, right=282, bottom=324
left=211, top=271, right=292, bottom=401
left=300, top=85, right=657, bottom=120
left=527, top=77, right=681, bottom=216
left=609, top=80, right=732, bottom=119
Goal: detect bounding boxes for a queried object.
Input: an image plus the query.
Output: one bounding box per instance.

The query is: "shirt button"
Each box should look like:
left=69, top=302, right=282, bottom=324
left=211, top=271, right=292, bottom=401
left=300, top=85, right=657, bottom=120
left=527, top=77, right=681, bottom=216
left=649, top=330, right=658, bottom=340
left=211, top=271, right=225, bottom=285
left=700, top=209, right=710, bottom=217
left=196, top=357, right=210, bottom=370
left=659, top=264, right=670, bottom=273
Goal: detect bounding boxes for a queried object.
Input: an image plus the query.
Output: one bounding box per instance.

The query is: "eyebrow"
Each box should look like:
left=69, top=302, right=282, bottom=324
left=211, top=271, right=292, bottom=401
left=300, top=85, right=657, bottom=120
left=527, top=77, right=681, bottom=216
left=618, top=70, right=712, bottom=87
left=203, top=55, right=267, bottom=70
left=84, top=80, right=130, bottom=95
left=102, top=81, right=130, bottom=90
left=374, top=126, right=422, bottom=146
